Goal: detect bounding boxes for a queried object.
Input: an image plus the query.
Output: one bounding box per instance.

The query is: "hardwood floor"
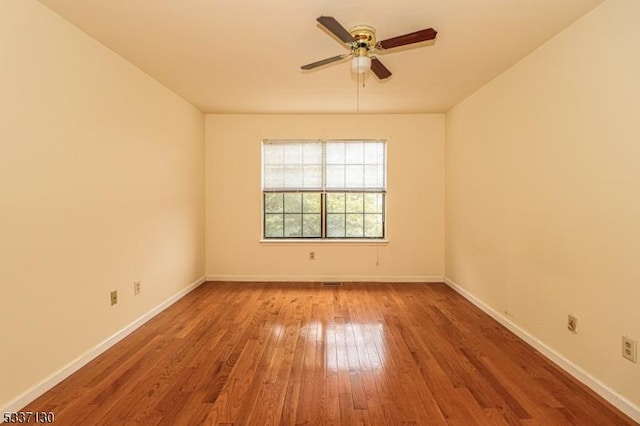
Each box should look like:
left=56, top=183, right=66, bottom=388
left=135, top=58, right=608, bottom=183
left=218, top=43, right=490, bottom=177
left=23, top=282, right=635, bottom=425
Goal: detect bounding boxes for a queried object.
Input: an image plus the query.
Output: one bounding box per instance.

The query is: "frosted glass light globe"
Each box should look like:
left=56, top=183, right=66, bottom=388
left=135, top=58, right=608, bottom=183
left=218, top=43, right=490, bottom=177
left=351, top=56, right=371, bottom=74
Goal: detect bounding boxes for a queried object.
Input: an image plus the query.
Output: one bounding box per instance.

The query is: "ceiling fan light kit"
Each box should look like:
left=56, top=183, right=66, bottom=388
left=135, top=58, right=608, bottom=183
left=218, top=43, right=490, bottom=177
left=301, top=16, right=437, bottom=80
left=351, top=55, right=371, bottom=74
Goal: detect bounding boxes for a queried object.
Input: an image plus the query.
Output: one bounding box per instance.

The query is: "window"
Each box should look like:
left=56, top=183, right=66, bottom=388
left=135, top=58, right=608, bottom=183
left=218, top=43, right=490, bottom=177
left=262, top=139, right=386, bottom=239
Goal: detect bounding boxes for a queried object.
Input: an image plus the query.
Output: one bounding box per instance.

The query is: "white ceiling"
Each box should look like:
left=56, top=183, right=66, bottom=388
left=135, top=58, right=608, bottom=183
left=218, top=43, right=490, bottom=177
left=38, top=0, right=603, bottom=114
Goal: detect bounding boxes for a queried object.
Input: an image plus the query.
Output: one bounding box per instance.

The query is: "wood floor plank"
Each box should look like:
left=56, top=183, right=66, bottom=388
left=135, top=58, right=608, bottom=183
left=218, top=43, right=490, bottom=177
left=20, top=282, right=637, bottom=425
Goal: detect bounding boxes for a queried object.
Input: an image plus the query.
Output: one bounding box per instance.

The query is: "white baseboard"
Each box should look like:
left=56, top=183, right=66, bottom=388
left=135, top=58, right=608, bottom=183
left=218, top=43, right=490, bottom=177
left=205, top=274, right=444, bottom=283
left=1, top=276, right=206, bottom=416
left=443, top=277, right=640, bottom=424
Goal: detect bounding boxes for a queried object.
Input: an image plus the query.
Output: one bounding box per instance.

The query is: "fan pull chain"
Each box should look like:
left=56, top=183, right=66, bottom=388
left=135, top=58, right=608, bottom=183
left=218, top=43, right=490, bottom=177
left=356, top=71, right=360, bottom=112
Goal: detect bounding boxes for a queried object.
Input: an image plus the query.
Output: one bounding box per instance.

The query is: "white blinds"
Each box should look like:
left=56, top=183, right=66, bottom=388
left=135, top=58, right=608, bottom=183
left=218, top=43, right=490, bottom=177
left=263, top=140, right=386, bottom=191
left=263, top=141, right=323, bottom=190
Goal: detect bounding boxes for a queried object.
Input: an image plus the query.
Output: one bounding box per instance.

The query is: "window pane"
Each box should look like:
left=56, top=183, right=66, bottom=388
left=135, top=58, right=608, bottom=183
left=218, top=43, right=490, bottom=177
left=346, top=193, right=363, bottom=213
left=364, top=214, right=383, bottom=237
left=364, top=165, right=383, bottom=189
left=345, top=143, right=364, bottom=163
left=284, top=214, right=302, bottom=237
left=364, top=143, right=383, bottom=164
left=303, top=193, right=321, bottom=213
left=284, top=193, right=302, bottom=213
left=284, top=143, right=303, bottom=163
left=345, top=165, right=364, bottom=188
left=346, top=214, right=364, bottom=237
left=326, top=142, right=345, bottom=164
left=303, top=142, right=323, bottom=163
left=265, top=193, right=283, bottom=213
left=303, top=164, right=322, bottom=188
left=323, top=141, right=386, bottom=191
left=263, top=144, right=284, bottom=164
left=364, top=193, right=383, bottom=213
left=326, top=214, right=345, bottom=237
left=265, top=214, right=284, bottom=237
left=326, top=193, right=345, bottom=213
left=263, top=164, right=284, bottom=189
left=283, top=164, right=303, bottom=188
left=325, top=164, right=345, bottom=188
left=303, top=214, right=321, bottom=237
left=264, top=141, right=325, bottom=190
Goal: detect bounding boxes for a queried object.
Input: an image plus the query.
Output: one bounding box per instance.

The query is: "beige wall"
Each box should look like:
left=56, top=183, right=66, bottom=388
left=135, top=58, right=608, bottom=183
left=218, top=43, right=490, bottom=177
left=0, top=0, right=205, bottom=409
left=446, top=0, right=640, bottom=409
left=206, top=114, right=444, bottom=281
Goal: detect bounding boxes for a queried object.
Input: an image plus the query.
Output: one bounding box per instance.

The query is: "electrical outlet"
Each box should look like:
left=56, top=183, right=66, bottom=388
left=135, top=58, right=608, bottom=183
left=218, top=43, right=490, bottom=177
left=567, top=314, right=578, bottom=333
left=622, top=336, right=637, bottom=363
left=110, top=290, right=118, bottom=306
left=134, top=280, right=141, bottom=295
left=309, top=251, right=316, bottom=261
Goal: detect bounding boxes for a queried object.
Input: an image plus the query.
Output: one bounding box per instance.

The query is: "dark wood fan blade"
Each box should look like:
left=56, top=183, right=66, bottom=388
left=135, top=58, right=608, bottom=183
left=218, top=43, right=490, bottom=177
left=317, top=16, right=355, bottom=44
left=301, top=54, right=349, bottom=70
left=370, top=57, right=392, bottom=79
left=377, top=28, right=437, bottom=50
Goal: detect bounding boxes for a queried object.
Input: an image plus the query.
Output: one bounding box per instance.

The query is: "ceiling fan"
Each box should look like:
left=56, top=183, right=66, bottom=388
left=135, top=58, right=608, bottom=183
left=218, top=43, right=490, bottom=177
left=301, top=16, right=437, bottom=80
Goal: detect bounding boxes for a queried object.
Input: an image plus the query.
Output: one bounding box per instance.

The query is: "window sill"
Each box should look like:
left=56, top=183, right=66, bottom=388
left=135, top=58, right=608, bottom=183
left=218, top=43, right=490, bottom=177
left=259, top=239, right=389, bottom=245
